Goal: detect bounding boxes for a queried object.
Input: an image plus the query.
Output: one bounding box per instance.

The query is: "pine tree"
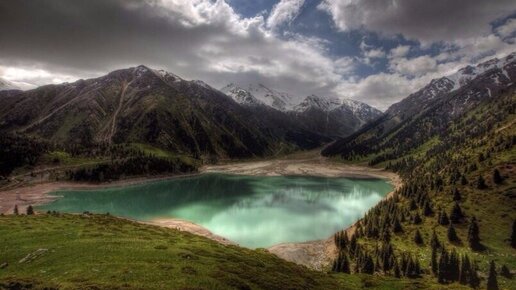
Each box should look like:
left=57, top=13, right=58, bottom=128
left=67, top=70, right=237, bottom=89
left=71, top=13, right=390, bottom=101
left=492, top=169, right=503, bottom=184
left=476, top=175, right=487, bottom=189
left=413, top=212, right=422, bottom=225
left=452, top=188, right=461, bottom=201
left=460, top=175, right=468, bottom=185
left=414, top=229, right=424, bottom=245
left=467, top=217, right=481, bottom=251
left=449, top=249, right=460, bottom=281
left=437, top=248, right=448, bottom=284
left=439, top=210, right=450, bottom=225
left=26, top=205, right=34, bottom=215
left=511, top=220, right=516, bottom=249
left=361, top=254, right=375, bottom=274
left=409, top=199, right=418, bottom=211
left=393, top=217, right=403, bottom=233
left=431, top=246, right=438, bottom=275
left=333, top=251, right=351, bottom=274
left=430, top=230, right=441, bottom=250
left=349, top=234, right=358, bottom=257
left=469, top=261, right=480, bottom=289
left=500, top=265, right=512, bottom=279
left=487, top=260, right=499, bottom=290
left=459, top=254, right=471, bottom=285
left=393, top=260, right=401, bottom=278
left=423, top=201, right=433, bottom=216
left=449, top=202, right=463, bottom=223
left=447, top=224, right=460, bottom=242
left=13, top=205, right=19, bottom=215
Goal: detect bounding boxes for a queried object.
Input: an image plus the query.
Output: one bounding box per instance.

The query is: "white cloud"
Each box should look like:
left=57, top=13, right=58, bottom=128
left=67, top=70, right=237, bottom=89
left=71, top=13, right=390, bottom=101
left=336, top=73, right=422, bottom=111
left=364, top=48, right=385, bottom=59
left=389, top=55, right=437, bottom=77
left=0, top=64, right=85, bottom=90
left=266, top=0, right=305, bottom=29
left=318, top=0, right=516, bottom=44
left=389, top=45, right=411, bottom=58
left=496, top=18, right=516, bottom=38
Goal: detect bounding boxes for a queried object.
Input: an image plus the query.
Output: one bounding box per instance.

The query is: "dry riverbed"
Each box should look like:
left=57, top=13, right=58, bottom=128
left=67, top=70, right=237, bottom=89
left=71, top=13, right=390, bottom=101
left=0, top=153, right=401, bottom=270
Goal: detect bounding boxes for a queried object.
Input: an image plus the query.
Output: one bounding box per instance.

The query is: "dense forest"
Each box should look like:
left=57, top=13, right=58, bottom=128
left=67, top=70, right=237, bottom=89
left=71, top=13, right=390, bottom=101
left=0, top=136, right=198, bottom=182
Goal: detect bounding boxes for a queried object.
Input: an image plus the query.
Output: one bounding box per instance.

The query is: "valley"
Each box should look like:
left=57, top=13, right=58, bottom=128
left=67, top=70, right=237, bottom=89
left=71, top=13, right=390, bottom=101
left=0, top=53, right=515, bottom=290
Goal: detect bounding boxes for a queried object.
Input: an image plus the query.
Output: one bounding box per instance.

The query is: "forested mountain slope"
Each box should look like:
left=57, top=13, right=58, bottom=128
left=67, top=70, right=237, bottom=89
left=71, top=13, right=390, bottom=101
left=324, top=53, right=516, bottom=289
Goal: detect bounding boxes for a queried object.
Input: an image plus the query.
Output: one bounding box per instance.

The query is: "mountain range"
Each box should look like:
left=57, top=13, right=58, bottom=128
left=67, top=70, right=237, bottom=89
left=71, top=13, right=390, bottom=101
left=323, top=52, right=516, bottom=158
left=0, top=66, right=339, bottom=160
left=221, top=83, right=382, bottom=138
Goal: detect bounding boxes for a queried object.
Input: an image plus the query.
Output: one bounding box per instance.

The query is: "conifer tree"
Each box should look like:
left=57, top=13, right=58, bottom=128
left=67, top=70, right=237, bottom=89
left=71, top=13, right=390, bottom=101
left=437, top=248, right=448, bottom=284
left=449, top=249, right=460, bottom=281
left=459, top=255, right=471, bottom=285
left=439, top=210, right=450, bottom=225
left=468, top=217, right=481, bottom=251
left=430, top=230, right=441, bottom=250
left=487, top=260, right=499, bottom=290
left=449, top=202, right=464, bottom=223
left=393, top=260, right=401, bottom=278
left=393, top=217, right=403, bottom=233
left=361, top=254, right=375, bottom=274
left=431, top=246, right=438, bottom=275
left=492, top=169, right=503, bottom=184
left=423, top=201, right=433, bottom=216
left=469, top=261, right=480, bottom=289
left=452, top=188, right=461, bottom=201
left=349, top=234, right=358, bottom=257
left=461, top=175, right=468, bottom=185
left=511, top=220, right=516, bottom=249
left=409, top=199, right=417, bottom=211
left=447, top=223, right=460, bottom=242
left=414, top=229, right=424, bottom=245
left=340, top=254, right=350, bottom=274
left=500, top=265, right=512, bottom=279
left=26, top=205, right=34, bottom=215
left=413, top=212, right=422, bottom=224
left=476, top=175, right=487, bottom=189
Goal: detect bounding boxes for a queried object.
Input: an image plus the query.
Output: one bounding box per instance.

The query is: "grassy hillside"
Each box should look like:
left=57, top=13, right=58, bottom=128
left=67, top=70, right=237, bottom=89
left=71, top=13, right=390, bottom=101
left=0, top=213, right=460, bottom=290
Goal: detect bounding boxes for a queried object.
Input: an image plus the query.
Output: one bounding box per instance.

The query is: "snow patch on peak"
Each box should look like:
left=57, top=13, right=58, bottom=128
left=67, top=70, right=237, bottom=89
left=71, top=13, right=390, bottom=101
left=220, top=83, right=296, bottom=111
left=446, top=52, right=515, bottom=91
left=294, top=95, right=341, bottom=112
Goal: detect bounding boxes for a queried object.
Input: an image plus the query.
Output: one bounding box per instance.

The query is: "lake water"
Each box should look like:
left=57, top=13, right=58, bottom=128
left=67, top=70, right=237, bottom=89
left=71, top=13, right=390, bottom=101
left=39, top=173, right=392, bottom=248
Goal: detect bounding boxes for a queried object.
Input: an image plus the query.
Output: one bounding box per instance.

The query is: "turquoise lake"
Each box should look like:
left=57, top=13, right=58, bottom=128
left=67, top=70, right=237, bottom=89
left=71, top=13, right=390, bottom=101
left=39, top=173, right=392, bottom=248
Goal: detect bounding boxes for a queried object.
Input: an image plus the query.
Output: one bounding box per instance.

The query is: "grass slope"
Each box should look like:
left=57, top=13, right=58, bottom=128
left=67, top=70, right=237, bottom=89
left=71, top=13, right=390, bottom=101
left=0, top=214, right=463, bottom=290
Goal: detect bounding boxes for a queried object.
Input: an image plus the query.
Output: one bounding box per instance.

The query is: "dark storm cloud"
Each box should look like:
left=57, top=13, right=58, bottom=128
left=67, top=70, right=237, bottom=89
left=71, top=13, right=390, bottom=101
left=0, top=0, right=216, bottom=72
left=0, top=0, right=344, bottom=99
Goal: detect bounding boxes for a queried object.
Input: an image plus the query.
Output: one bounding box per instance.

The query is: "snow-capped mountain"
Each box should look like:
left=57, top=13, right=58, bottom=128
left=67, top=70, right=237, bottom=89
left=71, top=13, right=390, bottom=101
left=388, top=52, right=515, bottom=118
left=0, top=78, right=20, bottom=91
left=220, top=83, right=296, bottom=111
left=221, top=83, right=382, bottom=138
left=446, top=52, right=514, bottom=90
left=293, top=95, right=341, bottom=112
left=290, top=94, right=382, bottom=138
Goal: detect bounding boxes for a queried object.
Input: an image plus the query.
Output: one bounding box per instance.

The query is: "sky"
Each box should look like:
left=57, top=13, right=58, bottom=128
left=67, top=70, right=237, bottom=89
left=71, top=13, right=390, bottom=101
left=0, top=0, right=515, bottom=110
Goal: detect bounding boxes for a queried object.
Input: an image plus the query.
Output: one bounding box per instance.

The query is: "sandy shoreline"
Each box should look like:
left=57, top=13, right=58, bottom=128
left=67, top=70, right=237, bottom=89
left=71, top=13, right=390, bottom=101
left=0, top=153, right=401, bottom=270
